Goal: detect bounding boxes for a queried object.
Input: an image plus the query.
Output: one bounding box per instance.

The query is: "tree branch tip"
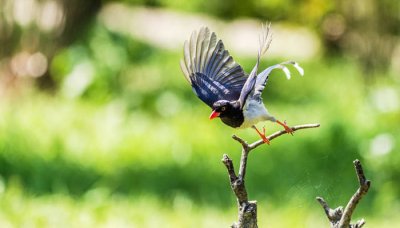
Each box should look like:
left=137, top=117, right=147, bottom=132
left=353, top=160, right=364, bottom=172
left=352, top=159, right=371, bottom=187
left=232, top=134, right=249, bottom=149
left=232, top=134, right=243, bottom=141
left=221, top=154, right=233, bottom=165
left=316, top=197, right=330, bottom=212
left=297, top=123, right=320, bottom=128
left=356, top=219, right=366, bottom=227
left=232, top=135, right=245, bottom=142
left=353, top=159, right=363, bottom=171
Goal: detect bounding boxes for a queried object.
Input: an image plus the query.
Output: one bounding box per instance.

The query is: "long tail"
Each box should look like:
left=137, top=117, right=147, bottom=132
left=258, top=22, right=273, bottom=59
left=251, top=22, right=273, bottom=77
left=238, top=23, right=273, bottom=107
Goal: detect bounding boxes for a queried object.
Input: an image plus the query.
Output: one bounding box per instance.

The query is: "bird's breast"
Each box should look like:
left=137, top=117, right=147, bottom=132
left=240, top=99, right=275, bottom=128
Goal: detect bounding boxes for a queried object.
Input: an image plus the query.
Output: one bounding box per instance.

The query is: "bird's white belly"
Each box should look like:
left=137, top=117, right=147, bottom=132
left=239, top=100, right=275, bottom=129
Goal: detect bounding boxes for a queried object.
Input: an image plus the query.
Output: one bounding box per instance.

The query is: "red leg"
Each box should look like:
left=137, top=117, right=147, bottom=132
left=277, top=120, right=293, bottom=135
left=252, top=126, right=270, bottom=145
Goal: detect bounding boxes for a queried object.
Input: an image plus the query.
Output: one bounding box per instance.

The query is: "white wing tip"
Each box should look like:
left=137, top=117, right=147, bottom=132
left=282, top=66, right=291, bottom=80
left=293, top=62, right=304, bottom=76
left=282, top=61, right=304, bottom=77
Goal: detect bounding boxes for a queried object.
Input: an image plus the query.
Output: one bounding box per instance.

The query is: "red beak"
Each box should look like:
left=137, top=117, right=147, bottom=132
left=209, top=110, right=220, bottom=120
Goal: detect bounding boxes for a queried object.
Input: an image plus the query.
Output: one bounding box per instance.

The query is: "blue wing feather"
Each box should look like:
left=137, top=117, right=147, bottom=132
left=180, top=27, right=247, bottom=108
left=190, top=73, right=241, bottom=106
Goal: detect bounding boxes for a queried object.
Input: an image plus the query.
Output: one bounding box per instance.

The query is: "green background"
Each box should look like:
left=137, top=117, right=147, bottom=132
left=0, top=0, right=399, bottom=227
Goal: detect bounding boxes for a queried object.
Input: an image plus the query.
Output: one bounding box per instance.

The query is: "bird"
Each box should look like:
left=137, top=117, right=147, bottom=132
left=180, top=23, right=304, bottom=144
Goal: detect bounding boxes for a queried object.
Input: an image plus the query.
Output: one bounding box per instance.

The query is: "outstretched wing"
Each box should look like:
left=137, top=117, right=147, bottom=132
left=237, top=23, right=304, bottom=105
left=252, top=61, right=304, bottom=102
left=180, top=27, right=247, bottom=108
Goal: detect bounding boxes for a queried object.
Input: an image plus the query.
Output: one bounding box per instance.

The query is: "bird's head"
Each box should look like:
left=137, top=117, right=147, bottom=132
left=209, top=100, right=235, bottom=120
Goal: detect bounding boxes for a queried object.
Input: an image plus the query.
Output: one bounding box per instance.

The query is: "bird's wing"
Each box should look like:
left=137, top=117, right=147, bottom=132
left=238, top=23, right=304, bottom=105
left=252, top=61, right=304, bottom=102
left=238, top=23, right=272, bottom=109
left=180, top=27, right=247, bottom=108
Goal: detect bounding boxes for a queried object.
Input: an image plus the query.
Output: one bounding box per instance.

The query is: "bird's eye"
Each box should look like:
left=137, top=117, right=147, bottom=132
left=221, top=106, right=226, bottom=111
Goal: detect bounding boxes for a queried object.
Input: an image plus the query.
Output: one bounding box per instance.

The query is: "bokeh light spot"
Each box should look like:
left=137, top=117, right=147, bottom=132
left=369, top=133, right=394, bottom=156
left=27, top=52, right=48, bottom=77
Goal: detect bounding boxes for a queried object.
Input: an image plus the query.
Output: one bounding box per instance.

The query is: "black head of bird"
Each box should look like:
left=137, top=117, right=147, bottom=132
left=180, top=23, right=304, bottom=144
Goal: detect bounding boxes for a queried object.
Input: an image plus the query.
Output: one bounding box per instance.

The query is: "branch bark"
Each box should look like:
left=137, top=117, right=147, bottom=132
left=222, top=123, right=320, bottom=228
left=316, top=159, right=371, bottom=228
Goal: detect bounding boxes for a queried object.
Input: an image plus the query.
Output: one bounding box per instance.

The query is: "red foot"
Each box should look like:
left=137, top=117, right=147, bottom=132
left=253, top=126, right=270, bottom=145
left=277, top=120, right=294, bottom=135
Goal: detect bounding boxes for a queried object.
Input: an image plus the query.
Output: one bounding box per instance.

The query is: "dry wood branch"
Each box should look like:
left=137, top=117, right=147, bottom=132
left=222, top=123, right=320, bottom=228
left=316, top=159, right=371, bottom=228
left=248, top=123, right=320, bottom=150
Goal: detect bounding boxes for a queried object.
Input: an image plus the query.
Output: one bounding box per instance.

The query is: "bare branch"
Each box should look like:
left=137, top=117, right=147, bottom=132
left=223, top=122, right=320, bottom=228
left=316, top=197, right=332, bottom=217
left=338, top=160, right=371, bottom=227
left=316, top=197, right=343, bottom=222
left=317, top=159, right=371, bottom=228
left=222, top=154, right=238, bottom=182
left=249, top=123, right=320, bottom=150
left=232, top=135, right=249, bottom=150
left=222, top=154, right=248, bottom=204
left=354, top=219, right=366, bottom=228
left=354, top=159, right=367, bottom=186
left=238, top=148, right=249, bottom=180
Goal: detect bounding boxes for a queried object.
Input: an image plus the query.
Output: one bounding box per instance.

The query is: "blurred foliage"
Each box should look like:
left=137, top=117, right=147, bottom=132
left=322, top=0, right=400, bottom=76
left=0, top=0, right=400, bottom=227
left=0, top=0, right=101, bottom=89
left=116, top=0, right=334, bottom=24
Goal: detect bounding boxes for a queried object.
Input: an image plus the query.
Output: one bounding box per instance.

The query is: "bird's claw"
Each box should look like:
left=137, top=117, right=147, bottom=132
left=261, top=126, right=270, bottom=144
left=284, top=125, right=294, bottom=135
left=277, top=120, right=294, bottom=135
left=261, top=134, right=271, bottom=145
left=283, top=120, right=294, bottom=135
left=253, top=126, right=270, bottom=145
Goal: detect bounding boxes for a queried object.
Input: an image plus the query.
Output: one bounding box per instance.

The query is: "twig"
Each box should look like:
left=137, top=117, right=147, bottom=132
left=316, top=159, right=371, bottom=228
left=249, top=123, right=320, bottom=150
left=316, top=197, right=343, bottom=223
left=232, top=135, right=249, bottom=150
left=222, top=123, right=320, bottom=228
left=222, top=154, right=248, bottom=204
left=339, top=160, right=371, bottom=227
left=222, top=154, right=238, bottom=183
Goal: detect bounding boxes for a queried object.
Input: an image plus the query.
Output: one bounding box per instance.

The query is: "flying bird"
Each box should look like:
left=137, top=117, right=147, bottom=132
left=180, top=24, right=304, bottom=144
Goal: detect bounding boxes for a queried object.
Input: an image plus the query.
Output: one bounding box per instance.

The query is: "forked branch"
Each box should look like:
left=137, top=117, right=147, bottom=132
left=222, top=123, right=320, bottom=228
left=316, top=160, right=371, bottom=228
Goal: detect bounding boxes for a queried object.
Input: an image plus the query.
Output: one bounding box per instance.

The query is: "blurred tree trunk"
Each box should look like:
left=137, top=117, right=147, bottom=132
left=38, top=0, right=102, bottom=89
left=0, top=0, right=101, bottom=91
